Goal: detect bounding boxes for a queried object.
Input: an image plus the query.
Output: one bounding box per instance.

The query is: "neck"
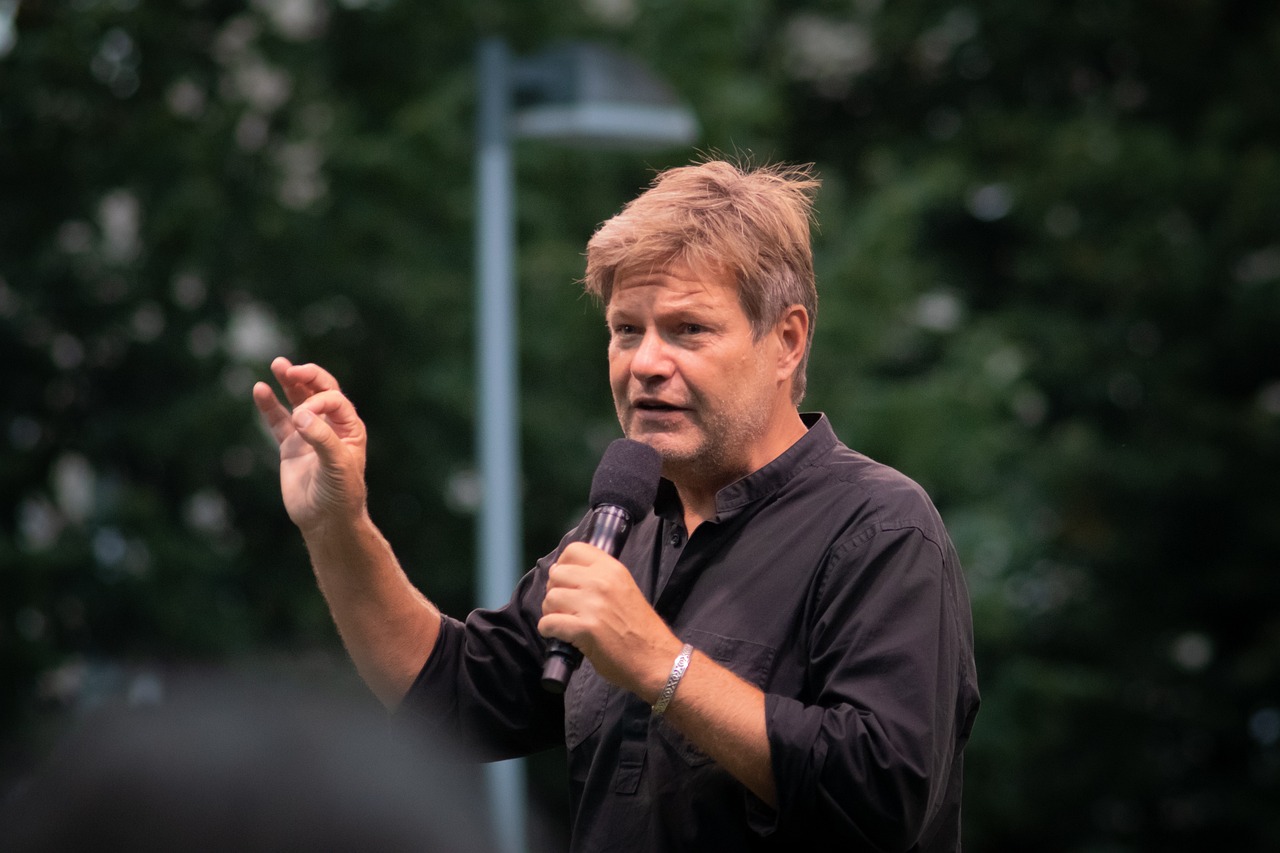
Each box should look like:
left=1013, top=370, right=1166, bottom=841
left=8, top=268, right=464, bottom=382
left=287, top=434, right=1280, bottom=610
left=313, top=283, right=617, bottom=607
left=675, top=484, right=718, bottom=535
left=672, top=409, right=809, bottom=534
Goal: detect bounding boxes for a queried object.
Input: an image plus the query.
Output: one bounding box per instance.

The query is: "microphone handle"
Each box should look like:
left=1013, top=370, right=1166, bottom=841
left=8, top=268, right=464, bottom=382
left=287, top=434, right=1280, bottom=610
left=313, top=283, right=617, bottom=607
left=541, top=506, right=632, bottom=693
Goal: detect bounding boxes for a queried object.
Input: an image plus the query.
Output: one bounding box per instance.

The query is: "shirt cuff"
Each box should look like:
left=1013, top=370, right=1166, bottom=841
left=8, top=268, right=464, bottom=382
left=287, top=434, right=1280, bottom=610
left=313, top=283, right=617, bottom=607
left=762, top=691, right=826, bottom=831
left=396, top=613, right=466, bottom=730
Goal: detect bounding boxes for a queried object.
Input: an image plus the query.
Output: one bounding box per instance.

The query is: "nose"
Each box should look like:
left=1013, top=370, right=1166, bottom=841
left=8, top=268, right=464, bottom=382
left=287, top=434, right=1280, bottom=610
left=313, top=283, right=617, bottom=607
left=629, top=328, right=674, bottom=383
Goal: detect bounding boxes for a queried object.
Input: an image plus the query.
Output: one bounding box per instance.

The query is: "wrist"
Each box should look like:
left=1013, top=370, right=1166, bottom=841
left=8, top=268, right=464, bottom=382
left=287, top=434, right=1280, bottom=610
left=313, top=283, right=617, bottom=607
left=651, top=643, right=694, bottom=716
left=299, top=504, right=374, bottom=549
left=640, top=637, right=685, bottom=703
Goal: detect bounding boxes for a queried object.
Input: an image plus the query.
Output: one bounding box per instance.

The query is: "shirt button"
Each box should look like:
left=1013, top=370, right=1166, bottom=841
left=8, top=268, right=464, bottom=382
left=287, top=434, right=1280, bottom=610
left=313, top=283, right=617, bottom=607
left=669, top=532, right=682, bottom=547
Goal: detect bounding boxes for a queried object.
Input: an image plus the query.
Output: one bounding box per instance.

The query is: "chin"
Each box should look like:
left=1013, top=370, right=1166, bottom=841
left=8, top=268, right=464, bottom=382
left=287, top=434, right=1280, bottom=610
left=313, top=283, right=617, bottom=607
left=621, top=430, right=684, bottom=458
left=651, top=440, right=708, bottom=469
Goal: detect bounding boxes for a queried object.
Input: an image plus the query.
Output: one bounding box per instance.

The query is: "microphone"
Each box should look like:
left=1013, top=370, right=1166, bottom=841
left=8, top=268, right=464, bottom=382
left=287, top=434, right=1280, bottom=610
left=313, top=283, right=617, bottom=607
left=541, top=438, right=662, bottom=694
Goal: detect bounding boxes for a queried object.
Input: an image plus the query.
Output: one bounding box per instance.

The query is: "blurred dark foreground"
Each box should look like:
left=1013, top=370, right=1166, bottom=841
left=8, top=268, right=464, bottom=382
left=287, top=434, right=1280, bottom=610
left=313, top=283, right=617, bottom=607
left=0, top=671, right=504, bottom=852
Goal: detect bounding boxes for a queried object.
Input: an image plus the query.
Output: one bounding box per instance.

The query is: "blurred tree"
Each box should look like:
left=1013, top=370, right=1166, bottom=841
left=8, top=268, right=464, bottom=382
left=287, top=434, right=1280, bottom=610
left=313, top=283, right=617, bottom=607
left=1, top=1, right=1277, bottom=851
left=770, top=1, right=1280, bottom=849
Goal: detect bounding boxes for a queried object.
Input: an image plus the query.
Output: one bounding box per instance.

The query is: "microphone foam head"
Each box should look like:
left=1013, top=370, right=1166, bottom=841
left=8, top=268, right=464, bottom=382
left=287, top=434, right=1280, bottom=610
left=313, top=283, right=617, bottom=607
left=589, top=439, right=663, bottom=518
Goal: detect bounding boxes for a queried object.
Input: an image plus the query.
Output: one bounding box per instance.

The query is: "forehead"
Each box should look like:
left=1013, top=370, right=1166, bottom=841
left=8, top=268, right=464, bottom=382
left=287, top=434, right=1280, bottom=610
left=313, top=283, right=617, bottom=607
left=607, top=261, right=739, bottom=308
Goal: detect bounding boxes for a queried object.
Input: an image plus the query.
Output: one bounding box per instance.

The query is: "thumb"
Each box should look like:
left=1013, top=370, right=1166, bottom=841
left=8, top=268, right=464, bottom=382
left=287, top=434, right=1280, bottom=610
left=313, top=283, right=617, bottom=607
left=291, top=408, right=342, bottom=463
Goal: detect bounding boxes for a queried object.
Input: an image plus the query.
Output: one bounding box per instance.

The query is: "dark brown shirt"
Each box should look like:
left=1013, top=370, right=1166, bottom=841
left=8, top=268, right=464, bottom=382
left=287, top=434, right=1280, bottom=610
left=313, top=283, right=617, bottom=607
left=404, top=414, right=979, bottom=851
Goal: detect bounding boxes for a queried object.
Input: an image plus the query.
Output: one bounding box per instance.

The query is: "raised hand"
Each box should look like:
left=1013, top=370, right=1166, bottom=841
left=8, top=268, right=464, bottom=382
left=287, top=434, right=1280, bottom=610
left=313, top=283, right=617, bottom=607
left=252, top=357, right=441, bottom=706
left=252, top=357, right=369, bottom=533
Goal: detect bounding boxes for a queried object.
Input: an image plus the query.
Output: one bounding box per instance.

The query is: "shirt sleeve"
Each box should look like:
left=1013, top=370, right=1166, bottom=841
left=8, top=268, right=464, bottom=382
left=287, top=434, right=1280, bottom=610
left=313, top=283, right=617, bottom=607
left=764, top=518, right=978, bottom=850
left=398, top=525, right=589, bottom=761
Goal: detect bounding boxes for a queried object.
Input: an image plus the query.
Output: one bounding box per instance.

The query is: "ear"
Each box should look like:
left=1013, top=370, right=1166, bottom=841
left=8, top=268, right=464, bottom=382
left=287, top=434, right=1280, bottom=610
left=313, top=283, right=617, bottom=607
left=772, top=305, right=809, bottom=382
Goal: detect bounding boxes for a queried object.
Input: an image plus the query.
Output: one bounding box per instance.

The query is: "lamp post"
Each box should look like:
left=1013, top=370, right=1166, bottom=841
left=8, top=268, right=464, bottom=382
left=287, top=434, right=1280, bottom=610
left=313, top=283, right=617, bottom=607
left=474, top=37, right=697, bottom=853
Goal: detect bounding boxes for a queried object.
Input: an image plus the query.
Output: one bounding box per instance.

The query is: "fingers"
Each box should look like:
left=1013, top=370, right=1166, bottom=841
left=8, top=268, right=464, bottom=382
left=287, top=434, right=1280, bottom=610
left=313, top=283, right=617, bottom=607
left=538, top=581, right=591, bottom=648
left=539, top=587, right=577, bottom=625
left=544, top=551, right=599, bottom=595
left=255, top=354, right=359, bottom=444
left=253, top=380, right=295, bottom=444
left=537, top=612, right=581, bottom=648
left=554, top=541, right=604, bottom=571
left=538, top=556, right=675, bottom=694
left=270, top=356, right=342, bottom=408
left=540, top=556, right=596, bottom=639
left=290, top=405, right=339, bottom=464
left=293, top=389, right=364, bottom=439
left=541, top=547, right=631, bottom=620
left=289, top=389, right=365, bottom=461
left=253, top=376, right=361, bottom=448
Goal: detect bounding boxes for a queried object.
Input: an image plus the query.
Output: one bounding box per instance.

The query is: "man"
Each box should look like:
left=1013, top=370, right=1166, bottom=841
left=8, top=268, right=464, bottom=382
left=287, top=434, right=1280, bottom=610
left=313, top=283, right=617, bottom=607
left=253, top=160, right=979, bottom=851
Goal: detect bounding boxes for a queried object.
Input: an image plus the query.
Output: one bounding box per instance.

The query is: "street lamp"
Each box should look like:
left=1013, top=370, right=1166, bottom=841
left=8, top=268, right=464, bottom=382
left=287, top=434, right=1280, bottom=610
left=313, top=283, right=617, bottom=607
left=473, top=37, right=697, bottom=853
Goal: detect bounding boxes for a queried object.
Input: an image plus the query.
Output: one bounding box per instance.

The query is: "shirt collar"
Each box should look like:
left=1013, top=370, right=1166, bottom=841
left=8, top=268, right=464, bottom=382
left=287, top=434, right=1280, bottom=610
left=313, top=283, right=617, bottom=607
left=653, top=412, right=836, bottom=524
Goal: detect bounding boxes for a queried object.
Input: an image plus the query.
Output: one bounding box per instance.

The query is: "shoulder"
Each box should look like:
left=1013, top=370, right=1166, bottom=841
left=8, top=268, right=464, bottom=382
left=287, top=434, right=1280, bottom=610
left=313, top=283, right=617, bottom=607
left=776, top=444, right=958, bottom=629
left=804, top=436, right=948, bottom=544
left=789, top=415, right=940, bottom=522
left=801, top=445, right=961, bottom=612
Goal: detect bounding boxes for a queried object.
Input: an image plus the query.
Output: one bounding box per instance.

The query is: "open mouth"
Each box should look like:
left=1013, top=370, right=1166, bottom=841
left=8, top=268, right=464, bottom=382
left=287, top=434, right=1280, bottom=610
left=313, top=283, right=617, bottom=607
left=634, top=400, right=684, bottom=413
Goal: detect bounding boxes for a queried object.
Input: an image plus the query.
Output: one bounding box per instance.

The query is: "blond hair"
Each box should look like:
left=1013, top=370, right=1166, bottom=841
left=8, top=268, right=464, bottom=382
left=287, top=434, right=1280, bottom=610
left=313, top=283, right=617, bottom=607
left=584, top=160, right=820, bottom=404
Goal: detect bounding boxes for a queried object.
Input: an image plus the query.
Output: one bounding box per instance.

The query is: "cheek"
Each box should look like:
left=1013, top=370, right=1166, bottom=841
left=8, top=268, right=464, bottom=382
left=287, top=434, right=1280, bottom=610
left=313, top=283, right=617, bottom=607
left=607, top=350, right=629, bottom=391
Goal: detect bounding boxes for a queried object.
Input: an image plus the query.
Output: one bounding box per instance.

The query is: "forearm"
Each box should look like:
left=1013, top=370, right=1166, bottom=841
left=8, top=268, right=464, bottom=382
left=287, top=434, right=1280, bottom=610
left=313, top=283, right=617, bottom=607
left=539, top=545, right=779, bottom=804
left=302, top=511, right=441, bottom=708
left=654, top=650, right=777, bottom=807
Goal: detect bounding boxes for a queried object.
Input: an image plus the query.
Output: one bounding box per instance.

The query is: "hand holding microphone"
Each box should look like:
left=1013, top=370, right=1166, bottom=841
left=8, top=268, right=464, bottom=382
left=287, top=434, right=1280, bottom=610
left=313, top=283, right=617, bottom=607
left=540, top=439, right=662, bottom=693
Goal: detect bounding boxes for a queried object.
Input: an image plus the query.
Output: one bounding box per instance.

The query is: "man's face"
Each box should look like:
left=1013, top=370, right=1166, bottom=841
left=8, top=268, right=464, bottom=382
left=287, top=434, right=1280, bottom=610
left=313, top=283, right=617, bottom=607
left=606, top=264, right=791, bottom=487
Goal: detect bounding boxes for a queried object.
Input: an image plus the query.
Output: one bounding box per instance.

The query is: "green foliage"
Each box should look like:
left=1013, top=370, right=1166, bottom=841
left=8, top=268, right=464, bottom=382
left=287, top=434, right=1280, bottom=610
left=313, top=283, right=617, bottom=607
left=1, top=0, right=1278, bottom=849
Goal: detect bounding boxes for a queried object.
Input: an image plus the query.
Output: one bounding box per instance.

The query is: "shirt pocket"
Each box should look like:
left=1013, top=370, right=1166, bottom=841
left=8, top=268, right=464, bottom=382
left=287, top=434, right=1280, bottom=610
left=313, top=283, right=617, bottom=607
left=653, top=628, right=777, bottom=767
left=564, top=658, right=611, bottom=752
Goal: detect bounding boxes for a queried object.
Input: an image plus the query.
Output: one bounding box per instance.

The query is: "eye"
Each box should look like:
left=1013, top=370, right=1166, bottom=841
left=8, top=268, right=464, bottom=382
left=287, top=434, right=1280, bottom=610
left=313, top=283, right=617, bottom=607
left=679, top=323, right=707, bottom=335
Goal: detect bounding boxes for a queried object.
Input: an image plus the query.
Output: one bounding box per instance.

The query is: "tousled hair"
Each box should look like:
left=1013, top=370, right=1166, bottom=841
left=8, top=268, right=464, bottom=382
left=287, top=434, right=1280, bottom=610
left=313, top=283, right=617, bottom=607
left=584, top=159, right=820, bottom=405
